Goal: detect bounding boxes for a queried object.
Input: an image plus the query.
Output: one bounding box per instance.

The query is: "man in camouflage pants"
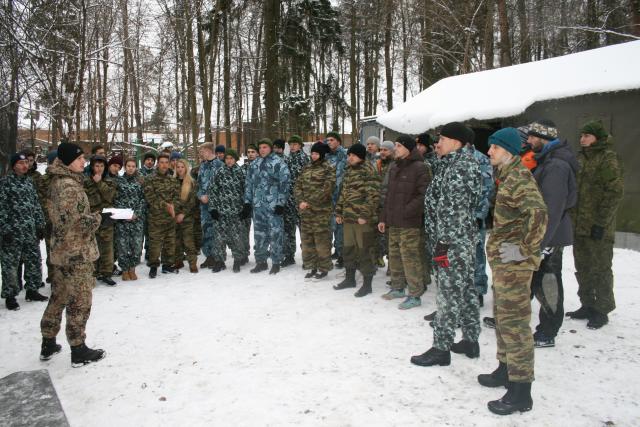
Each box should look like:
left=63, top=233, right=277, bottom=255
left=477, top=127, right=548, bottom=415
left=411, top=122, right=481, bottom=367
left=568, top=121, right=624, bottom=329
left=295, top=142, right=336, bottom=280
left=281, top=135, right=309, bottom=267
left=40, top=142, right=106, bottom=366
left=1, top=153, right=48, bottom=310
left=325, top=131, right=348, bottom=268
left=197, top=142, right=224, bottom=268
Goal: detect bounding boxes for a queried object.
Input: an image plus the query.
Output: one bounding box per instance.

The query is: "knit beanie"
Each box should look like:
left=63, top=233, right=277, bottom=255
left=288, top=135, right=303, bottom=145
left=311, top=141, right=329, bottom=160
left=225, top=148, right=239, bottom=161
left=580, top=120, right=608, bottom=141
left=57, top=142, right=85, bottom=166
left=347, top=143, right=366, bottom=160
left=47, top=150, right=58, bottom=165
left=258, top=138, right=273, bottom=149
left=416, top=133, right=433, bottom=146
left=489, top=128, right=522, bottom=156
left=90, top=154, right=108, bottom=168
left=527, top=119, right=558, bottom=140
left=326, top=131, right=342, bottom=143
left=396, top=135, right=416, bottom=152
left=366, top=136, right=381, bottom=147
left=246, top=143, right=258, bottom=152
left=215, top=145, right=226, bottom=154
left=273, top=139, right=286, bottom=150
left=10, top=153, right=27, bottom=168
left=380, top=140, right=395, bottom=151
left=143, top=151, right=156, bottom=161
left=108, top=155, right=124, bottom=168
left=440, top=122, right=475, bottom=144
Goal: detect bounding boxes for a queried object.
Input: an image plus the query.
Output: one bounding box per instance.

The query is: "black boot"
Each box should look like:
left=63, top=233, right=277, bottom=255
left=304, top=269, right=318, bottom=279
left=566, top=306, right=591, bottom=320
left=488, top=382, right=533, bottom=415
left=149, top=266, right=158, bottom=278
left=424, top=311, right=437, bottom=321
left=5, top=296, right=20, bottom=311
left=313, top=271, right=328, bottom=280
left=483, top=316, right=496, bottom=329
left=478, top=361, right=508, bottom=388
left=26, top=289, right=49, bottom=302
left=280, top=256, right=295, bottom=268
left=240, top=256, right=249, bottom=266
left=40, top=337, right=62, bottom=361
left=333, top=268, right=356, bottom=290
left=250, top=262, right=268, bottom=273
left=97, top=276, right=116, bottom=286
left=232, top=259, right=241, bottom=273
left=211, top=261, right=226, bottom=273
left=478, top=294, right=484, bottom=307
left=162, top=265, right=178, bottom=274
left=71, top=343, right=106, bottom=367
left=334, top=256, right=344, bottom=269
left=354, top=276, right=373, bottom=297
left=410, top=347, right=451, bottom=367
left=200, top=256, right=214, bottom=268
left=269, top=264, right=280, bottom=275
left=587, top=310, right=609, bottom=329
left=450, top=340, right=480, bottom=359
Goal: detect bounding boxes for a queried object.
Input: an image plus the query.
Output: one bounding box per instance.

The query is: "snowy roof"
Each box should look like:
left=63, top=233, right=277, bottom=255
left=377, top=41, right=640, bottom=134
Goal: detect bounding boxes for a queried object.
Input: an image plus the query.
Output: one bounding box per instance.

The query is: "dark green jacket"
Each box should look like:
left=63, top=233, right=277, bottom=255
left=143, top=170, right=181, bottom=223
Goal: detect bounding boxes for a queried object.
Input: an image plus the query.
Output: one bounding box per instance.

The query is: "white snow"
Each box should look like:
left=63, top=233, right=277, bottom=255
left=1, top=241, right=640, bottom=426
left=377, top=41, right=640, bottom=134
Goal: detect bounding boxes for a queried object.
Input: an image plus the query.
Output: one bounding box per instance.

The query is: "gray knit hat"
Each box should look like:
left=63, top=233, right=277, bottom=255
left=380, top=140, right=395, bottom=151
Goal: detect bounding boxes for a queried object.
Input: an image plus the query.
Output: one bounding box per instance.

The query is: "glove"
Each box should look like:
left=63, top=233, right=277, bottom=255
left=209, top=210, right=220, bottom=221
left=240, top=204, right=252, bottom=220
left=36, top=228, right=45, bottom=240
left=499, top=242, right=527, bottom=263
left=2, top=234, right=12, bottom=245
left=590, top=225, right=604, bottom=241
left=476, top=218, right=483, bottom=229
left=100, top=212, right=115, bottom=227
left=433, top=242, right=450, bottom=268
left=274, top=205, right=285, bottom=215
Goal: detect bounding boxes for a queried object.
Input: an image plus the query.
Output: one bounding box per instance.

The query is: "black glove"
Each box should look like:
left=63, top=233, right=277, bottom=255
left=2, top=234, right=12, bottom=245
left=433, top=242, right=450, bottom=268
left=36, top=228, right=45, bottom=240
left=209, top=210, right=220, bottom=221
left=240, top=204, right=252, bottom=220
left=590, top=225, right=605, bottom=240
left=100, top=212, right=115, bottom=227
left=476, top=218, right=483, bottom=229
left=274, top=205, right=285, bottom=215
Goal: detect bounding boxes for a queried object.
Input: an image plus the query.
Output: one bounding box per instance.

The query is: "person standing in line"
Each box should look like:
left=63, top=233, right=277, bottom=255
left=282, top=135, right=310, bottom=268
left=197, top=143, right=224, bottom=268
left=240, top=144, right=258, bottom=265
left=365, top=136, right=380, bottom=166
left=140, top=152, right=156, bottom=177
left=174, top=159, right=199, bottom=273
left=376, top=140, right=395, bottom=270
left=325, top=132, right=348, bottom=269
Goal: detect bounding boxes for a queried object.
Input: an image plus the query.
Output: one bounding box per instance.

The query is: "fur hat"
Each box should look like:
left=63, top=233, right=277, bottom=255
left=311, top=141, right=329, bottom=160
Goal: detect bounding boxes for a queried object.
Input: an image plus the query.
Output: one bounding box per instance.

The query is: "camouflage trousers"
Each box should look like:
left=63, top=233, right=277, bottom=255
left=242, top=217, right=252, bottom=258
left=283, top=207, right=300, bottom=259
left=147, top=220, right=176, bottom=268
left=213, top=216, right=246, bottom=262
left=432, top=244, right=480, bottom=351
left=95, top=225, right=114, bottom=277
left=574, top=236, right=615, bottom=315
left=493, top=267, right=535, bottom=382
left=300, top=217, right=333, bottom=273
left=253, top=208, right=284, bottom=264
left=176, top=218, right=198, bottom=264
left=388, top=227, right=425, bottom=298
left=343, top=223, right=376, bottom=277
left=200, top=206, right=216, bottom=258
left=474, top=227, right=488, bottom=295
left=0, top=236, right=42, bottom=298
left=421, top=229, right=432, bottom=286
left=115, top=219, right=144, bottom=271
left=194, top=206, right=202, bottom=253
left=531, top=247, right=564, bottom=338
left=40, top=262, right=94, bottom=346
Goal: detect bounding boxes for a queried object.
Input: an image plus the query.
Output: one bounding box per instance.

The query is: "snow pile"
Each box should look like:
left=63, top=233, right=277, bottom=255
left=377, top=41, right=640, bottom=134
left=1, top=243, right=640, bottom=426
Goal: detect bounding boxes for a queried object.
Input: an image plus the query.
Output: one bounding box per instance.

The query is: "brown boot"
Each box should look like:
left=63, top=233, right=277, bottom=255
left=175, top=260, right=184, bottom=270
left=129, top=268, right=138, bottom=280
left=189, top=261, right=198, bottom=273
left=122, top=271, right=131, bottom=281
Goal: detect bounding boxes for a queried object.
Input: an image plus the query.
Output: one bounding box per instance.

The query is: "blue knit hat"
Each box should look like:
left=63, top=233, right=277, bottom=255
left=489, top=128, right=521, bottom=156
left=215, top=145, right=226, bottom=154
left=170, top=151, right=182, bottom=160
left=47, top=150, right=58, bottom=164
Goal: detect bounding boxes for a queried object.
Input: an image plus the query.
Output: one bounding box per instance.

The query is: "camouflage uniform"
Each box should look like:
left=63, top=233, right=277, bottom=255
left=244, top=153, right=290, bottom=265
left=139, top=165, right=154, bottom=257
left=241, top=160, right=254, bottom=258
left=294, top=159, right=336, bottom=273
left=209, top=163, right=247, bottom=261
left=40, top=160, right=102, bottom=346
left=283, top=150, right=310, bottom=260
left=572, top=134, right=624, bottom=315
left=144, top=170, right=181, bottom=268
left=114, top=173, right=146, bottom=271
left=84, top=174, right=117, bottom=277
left=197, top=158, right=224, bottom=259
left=425, top=148, right=481, bottom=351
left=190, top=165, right=202, bottom=253
left=175, top=178, right=198, bottom=265
left=376, top=156, right=394, bottom=261
left=487, top=156, right=548, bottom=382
left=326, top=146, right=348, bottom=257
left=0, top=172, right=45, bottom=298
left=335, top=160, right=380, bottom=277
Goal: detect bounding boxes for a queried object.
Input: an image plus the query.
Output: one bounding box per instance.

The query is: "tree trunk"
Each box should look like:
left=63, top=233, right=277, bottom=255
left=421, top=0, right=433, bottom=89
left=516, top=0, right=530, bottom=63
left=384, top=0, right=393, bottom=111
left=263, top=0, right=279, bottom=136
left=497, top=0, right=512, bottom=66
left=482, top=0, right=495, bottom=69
left=349, top=0, right=357, bottom=140
left=585, top=0, right=599, bottom=49
left=222, top=0, right=231, bottom=147
left=631, top=0, right=640, bottom=37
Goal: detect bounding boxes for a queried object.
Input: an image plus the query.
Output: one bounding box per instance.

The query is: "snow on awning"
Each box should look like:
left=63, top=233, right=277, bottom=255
left=377, top=41, right=640, bottom=134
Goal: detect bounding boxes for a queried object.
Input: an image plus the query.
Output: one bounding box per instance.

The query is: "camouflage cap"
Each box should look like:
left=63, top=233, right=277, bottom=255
left=225, top=148, right=239, bottom=161
left=288, top=135, right=303, bottom=145
left=258, top=138, right=273, bottom=148
left=527, top=120, right=558, bottom=140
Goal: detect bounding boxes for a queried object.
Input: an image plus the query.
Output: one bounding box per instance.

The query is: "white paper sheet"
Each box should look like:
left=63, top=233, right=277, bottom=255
left=102, top=208, right=134, bottom=220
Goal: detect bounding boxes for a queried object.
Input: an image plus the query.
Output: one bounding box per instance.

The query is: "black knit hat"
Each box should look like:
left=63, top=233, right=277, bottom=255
left=10, top=153, right=27, bottom=168
left=57, top=142, right=85, bottom=166
left=311, top=142, right=329, bottom=160
left=273, top=139, right=286, bottom=150
left=416, top=133, right=433, bottom=146
left=440, top=122, right=475, bottom=144
left=396, top=135, right=416, bottom=152
left=347, top=144, right=366, bottom=160
left=215, top=145, right=226, bottom=153
left=246, top=143, right=258, bottom=152
left=326, top=131, right=342, bottom=143
left=143, top=151, right=156, bottom=161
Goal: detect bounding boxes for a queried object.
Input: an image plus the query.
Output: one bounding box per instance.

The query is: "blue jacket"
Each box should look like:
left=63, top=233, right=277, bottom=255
left=325, top=146, right=347, bottom=205
left=197, top=158, right=223, bottom=198
left=244, top=153, right=290, bottom=210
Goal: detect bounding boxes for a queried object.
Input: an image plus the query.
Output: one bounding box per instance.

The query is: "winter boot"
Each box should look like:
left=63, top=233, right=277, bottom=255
left=587, top=310, right=609, bottom=329
left=5, top=297, right=20, bottom=311
left=331, top=251, right=339, bottom=260
left=566, top=306, right=591, bottom=320
left=424, top=311, right=438, bottom=321
left=175, top=260, right=185, bottom=270
left=71, top=343, right=106, bottom=368
left=40, top=337, right=62, bottom=361
left=200, top=256, right=214, bottom=268
left=189, top=261, right=198, bottom=273
left=240, top=256, right=249, bottom=266
left=333, top=268, right=356, bottom=290
left=354, top=276, right=373, bottom=297
left=479, top=294, right=484, bottom=307
left=334, top=256, right=344, bottom=269
left=313, top=271, right=328, bottom=281
left=450, top=340, right=480, bottom=358
left=97, top=276, right=116, bottom=286
left=211, top=261, right=226, bottom=273
left=269, top=264, right=280, bottom=275
left=149, top=266, right=158, bottom=279
left=304, top=269, right=318, bottom=279
left=376, top=257, right=385, bottom=267
left=398, top=296, right=421, bottom=310
left=122, top=271, right=131, bottom=281
left=232, top=259, right=241, bottom=273
left=381, top=289, right=406, bottom=300
left=129, top=268, right=138, bottom=280
left=488, top=382, right=533, bottom=415
left=477, top=361, right=508, bottom=388
left=483, top=317, right=496, bottom=329
left=162, top=265, right=178, bottom=274
left=26, top=289, right=49, bottom=302
left=410, top=347, right=451, bottom=367
left=280, top=256, right=295, bottom=268
left=533, top=331, right=555, bottom=348
left=112, top=266, right=123, bottom=276
left=250, top=262, right=269, bottom=273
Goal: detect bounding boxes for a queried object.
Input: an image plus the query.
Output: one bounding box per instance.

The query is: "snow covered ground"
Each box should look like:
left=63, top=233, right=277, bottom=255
left=1, top=242, right=639, bottom=426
